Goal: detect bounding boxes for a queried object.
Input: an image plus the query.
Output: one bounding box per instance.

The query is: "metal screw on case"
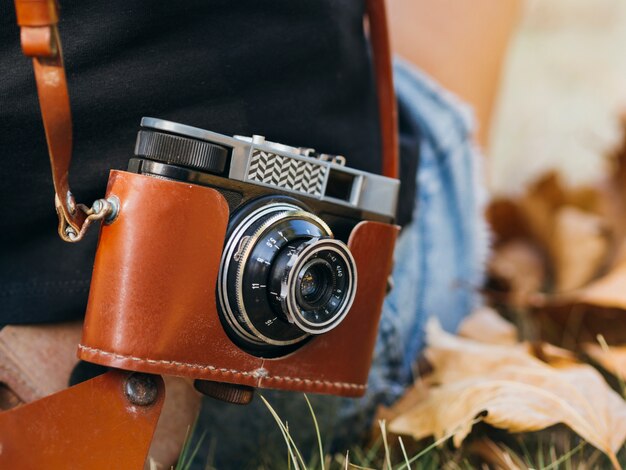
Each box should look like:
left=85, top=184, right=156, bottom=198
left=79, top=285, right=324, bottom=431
left=59, top=195, right=120, bottom=242
left=93, top=195, right=120, bottom=224
left=124, top=373, right=159, bottom=406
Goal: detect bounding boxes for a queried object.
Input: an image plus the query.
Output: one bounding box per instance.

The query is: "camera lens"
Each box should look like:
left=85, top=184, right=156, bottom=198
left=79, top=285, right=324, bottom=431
left=268, top=238, right=356, bottom=335
left=298, top=260, right=333, bottom=307
left=217, top=197, right=357, bottom=356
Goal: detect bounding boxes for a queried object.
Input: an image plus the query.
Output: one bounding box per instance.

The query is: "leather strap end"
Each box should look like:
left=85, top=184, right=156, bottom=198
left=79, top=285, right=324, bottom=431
left=55, top=193, right=87, bottom=242
left=14, top=0, right=58, bottom=27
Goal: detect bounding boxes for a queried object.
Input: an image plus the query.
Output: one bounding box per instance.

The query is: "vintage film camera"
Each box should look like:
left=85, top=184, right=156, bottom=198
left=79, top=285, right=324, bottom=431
left=79, top=118, right=399, bottom=402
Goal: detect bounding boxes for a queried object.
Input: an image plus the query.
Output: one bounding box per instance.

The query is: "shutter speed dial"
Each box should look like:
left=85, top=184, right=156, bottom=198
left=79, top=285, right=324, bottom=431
left=135, top=130, right=228, bottom=174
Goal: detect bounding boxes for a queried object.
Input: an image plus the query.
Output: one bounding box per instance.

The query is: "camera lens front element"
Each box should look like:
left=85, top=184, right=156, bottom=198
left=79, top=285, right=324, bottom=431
left=299, top=259, right=333, bottom=307
left=217, top=199, right=357, bottom=356
left=269, top=238, right=356, bottom=335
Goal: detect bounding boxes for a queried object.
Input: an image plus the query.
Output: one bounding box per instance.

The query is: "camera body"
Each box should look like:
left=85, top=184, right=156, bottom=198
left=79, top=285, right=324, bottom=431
left=79, top=118, right=399, bottom=398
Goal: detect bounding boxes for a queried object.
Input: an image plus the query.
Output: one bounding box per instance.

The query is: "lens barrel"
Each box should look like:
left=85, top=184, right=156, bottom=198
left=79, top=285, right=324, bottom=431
left=269, top=238, right=356, bottom=335
left=217, top=198, right=357, bottom=356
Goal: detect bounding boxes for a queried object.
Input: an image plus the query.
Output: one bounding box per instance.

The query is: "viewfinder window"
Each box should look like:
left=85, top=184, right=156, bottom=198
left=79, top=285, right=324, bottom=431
left=325, top=169, right=355, bottom=202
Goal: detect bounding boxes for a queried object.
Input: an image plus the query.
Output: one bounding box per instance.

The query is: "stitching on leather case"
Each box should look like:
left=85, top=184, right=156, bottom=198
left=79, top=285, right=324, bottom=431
left=78, top=344, right=366, bottom=390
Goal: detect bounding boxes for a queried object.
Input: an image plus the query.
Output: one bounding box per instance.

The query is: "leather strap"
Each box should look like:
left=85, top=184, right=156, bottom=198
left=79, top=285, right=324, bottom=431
left=14, top=0, right=85, bottom=239
left=0, top=370, right=164, bottom=469
left=367, top=0, right=399, bottom=179
left=0, top=322, right=82, bottom=407
left=14, top=0, right=400, bottom=242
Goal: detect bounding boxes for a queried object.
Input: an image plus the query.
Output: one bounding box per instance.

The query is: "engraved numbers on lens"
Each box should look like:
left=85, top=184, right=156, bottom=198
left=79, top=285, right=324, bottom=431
left=217, top=198, right=356, bottom=357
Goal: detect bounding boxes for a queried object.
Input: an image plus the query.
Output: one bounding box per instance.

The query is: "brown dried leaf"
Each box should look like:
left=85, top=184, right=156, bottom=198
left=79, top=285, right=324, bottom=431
left=389, top=321, right=626, bottom=467
left=565, top=185, right=608, bottom=216
left=533, top=303, right=626, bottom=347
left=578, top=250, right=626, bottom=310
left=534, top=241, right=626, bottom=346
left=458, top=307, right=518, bottom=345
left=486, top=198, right=531, bottom=244
left=518, top=172, right=566, bottom=251
left=467, top=438, right=528, bottom=470
left=374, top=378, right=431, bottom=427
left=610, top=116, right=626, bottom=209
left=487, top=240, right=546, bottom=308
left=551, top=206, right=610, bottom=292
left=525, top=342, right=578, bottom=368
left=584, top=342, right=626, bottom=380
left=425, top=322, right=545, bottom=384
left=510, top=172, right=611, bottom=287
left=597, top=181, right=626, bottom=258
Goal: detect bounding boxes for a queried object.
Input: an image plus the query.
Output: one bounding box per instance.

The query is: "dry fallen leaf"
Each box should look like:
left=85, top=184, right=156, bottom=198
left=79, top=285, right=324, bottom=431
left=486, top=198, right=531, bottom=244
left=467, top=438, right=528, bottom=470
left=578, top=248, right=626, bottom=310
left=525, top=341, right=578, bottom=368
left=610, top=115, right=626, bottom=210
left=458, top=307, right=518, bottom=345
left=487, top=240, right=546, bottom=308
left=518, top=172, right=566, bottom=252
left=388, top=321, right=626, bottom=468
left=534, top=241, right=626, bottom=346
left=551, top=206, right=610, bottom=292
left=373, top=378, right=431, bottom=440
left=584, top=342, right=626, bottom=381
left=533, top=303, right=626, bottom=347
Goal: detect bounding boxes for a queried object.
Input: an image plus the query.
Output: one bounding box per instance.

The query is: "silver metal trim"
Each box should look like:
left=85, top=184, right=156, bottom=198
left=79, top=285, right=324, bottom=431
left=217, top=202, right=336, bottom=347
left=280, top=239, right=357, bottom=334
left=217, top=203, right=300, bottom=345
left=233, top=209, right=333, bottom=346
left=140, top=117, right=399, bottom=220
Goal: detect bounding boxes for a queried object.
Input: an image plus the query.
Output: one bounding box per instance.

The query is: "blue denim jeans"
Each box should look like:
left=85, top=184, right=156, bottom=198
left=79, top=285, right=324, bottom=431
left=192, top=60, right=489, bottom=468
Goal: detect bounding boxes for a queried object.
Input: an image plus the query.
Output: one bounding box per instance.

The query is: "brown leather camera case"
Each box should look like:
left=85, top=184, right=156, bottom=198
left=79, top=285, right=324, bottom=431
left=79, top=170, right=398, bottom=397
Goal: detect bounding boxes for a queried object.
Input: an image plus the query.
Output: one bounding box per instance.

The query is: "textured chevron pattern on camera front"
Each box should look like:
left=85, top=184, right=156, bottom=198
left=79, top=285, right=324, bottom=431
left=247, top=150, right=328, bottom=196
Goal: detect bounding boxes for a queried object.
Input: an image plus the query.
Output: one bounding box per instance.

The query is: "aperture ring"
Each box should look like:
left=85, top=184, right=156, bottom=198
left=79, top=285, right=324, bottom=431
left=218, top=203, right=302, bottom=346
left=235, top=210, right=333, bottom=345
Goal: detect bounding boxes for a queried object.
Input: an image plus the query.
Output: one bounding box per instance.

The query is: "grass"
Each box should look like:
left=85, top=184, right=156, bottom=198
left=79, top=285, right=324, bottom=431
left=173, top=415, right=206, bottom=470
left=171, top=302, right=626, bottom=469
left=174, top=395, right=626, bottom=470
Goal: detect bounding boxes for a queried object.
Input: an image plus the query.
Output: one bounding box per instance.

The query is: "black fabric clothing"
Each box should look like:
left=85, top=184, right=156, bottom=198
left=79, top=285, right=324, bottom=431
left=0, top=1, right=415, bottom=326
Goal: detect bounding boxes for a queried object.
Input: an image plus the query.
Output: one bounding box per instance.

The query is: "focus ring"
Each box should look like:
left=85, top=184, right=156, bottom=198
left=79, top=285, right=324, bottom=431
left=135, top=130, right=228, bottom=174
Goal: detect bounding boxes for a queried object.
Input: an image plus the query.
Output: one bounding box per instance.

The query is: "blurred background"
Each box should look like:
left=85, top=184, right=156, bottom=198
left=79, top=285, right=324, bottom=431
left=390, top=0, right=626, bottom=195
left=490, top=0, right=626, bottom=194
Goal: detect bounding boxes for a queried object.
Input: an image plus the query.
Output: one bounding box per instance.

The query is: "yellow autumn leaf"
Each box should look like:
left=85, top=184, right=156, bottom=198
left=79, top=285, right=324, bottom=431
left=388, top=321, right=626, bottom=469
